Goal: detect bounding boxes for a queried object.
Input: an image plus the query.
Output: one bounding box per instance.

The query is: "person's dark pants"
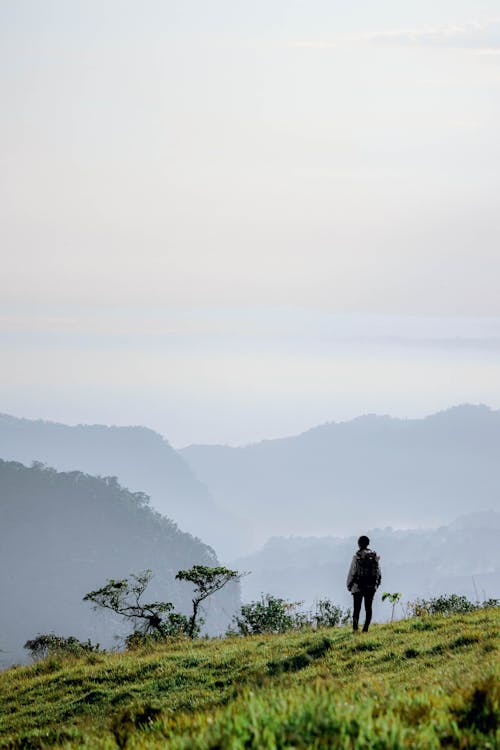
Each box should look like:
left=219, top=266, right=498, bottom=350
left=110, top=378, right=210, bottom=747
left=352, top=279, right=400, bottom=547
left=352, top=589, right=375, bottom=632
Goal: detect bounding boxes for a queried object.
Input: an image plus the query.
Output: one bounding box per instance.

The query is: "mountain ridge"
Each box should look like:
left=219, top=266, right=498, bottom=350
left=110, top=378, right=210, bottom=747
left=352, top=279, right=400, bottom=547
left=232, top=510, right=500, bottom=609
left=183, top=403, right=497, bottom=451
left=0, top=459, right=240, bottom=668
left=181, top=403, right=500, bottom=547
left=0, top=413, right=241, bottom=556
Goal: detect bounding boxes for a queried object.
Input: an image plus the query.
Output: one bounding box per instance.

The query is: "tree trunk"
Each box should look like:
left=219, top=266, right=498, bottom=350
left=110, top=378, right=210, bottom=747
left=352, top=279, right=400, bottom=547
left=188, top=600, right=200, bottom=638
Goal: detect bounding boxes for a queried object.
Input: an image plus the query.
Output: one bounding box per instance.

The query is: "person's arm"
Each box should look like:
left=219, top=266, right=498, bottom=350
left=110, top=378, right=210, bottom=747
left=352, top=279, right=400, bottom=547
left=376, top=556, right=382, bottom=588
left=346, top=556, right=357, bottom=591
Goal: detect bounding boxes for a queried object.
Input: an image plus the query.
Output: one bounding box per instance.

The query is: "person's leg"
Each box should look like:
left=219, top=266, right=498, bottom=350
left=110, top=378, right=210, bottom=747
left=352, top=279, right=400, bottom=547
left=352, top=593, right=362, bottom=631
left=362, top=590, right=375, bottom=632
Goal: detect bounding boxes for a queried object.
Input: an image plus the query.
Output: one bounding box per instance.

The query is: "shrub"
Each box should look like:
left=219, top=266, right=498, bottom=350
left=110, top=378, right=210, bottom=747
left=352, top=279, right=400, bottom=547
left=125, top=623, right=188, bottom=650
left=312, top=599, right=351, bottom=628
left=481, top=598, right=500, bottom=609
left=409, top=594, right=500, bottom=617
left=24, top=634, right=100, bottom=660
left=231, top=595, right=350, bottom=635
left=231, top=594, right=304, bottom=635
left=410, top=594, right=475, bottom=616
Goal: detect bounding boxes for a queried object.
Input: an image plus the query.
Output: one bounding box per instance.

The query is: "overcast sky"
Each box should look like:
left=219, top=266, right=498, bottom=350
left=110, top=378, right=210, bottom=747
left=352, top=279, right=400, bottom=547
left=2, top=1, right=500, bottom=445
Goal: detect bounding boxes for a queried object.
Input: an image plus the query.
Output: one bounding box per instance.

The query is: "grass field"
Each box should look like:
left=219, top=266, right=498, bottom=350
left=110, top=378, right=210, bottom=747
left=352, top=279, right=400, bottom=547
left=0, top=608, right=498, bottom=748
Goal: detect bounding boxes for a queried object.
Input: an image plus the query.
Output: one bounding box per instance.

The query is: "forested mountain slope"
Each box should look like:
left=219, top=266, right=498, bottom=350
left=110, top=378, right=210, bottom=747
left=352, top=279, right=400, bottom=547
left=0, top=460, right=240, bottom=668
left=0, top=414, right=239, bottom=556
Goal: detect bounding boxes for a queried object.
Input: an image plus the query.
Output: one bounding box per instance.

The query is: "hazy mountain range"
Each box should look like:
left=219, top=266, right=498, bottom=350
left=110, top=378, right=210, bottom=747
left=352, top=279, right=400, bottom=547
left=234, top=510, right=500, bottom=616
left=182, top=404, right=500, bottom=549
left=0, top=460, right=240, bottom=668
left=1, top=403, right=500, bottom=668
left=2, top=405, right=500, bottom=559
left=0, top=413, right=241, bottom=556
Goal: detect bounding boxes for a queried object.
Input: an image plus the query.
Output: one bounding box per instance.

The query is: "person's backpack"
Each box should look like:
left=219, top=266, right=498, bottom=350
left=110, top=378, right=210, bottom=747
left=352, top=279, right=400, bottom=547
left=355, top=551, right=379, bottom=587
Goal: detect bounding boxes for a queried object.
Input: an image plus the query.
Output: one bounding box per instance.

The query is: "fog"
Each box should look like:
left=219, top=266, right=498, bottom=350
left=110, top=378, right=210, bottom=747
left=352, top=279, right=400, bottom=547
left=2, top=404, right=500, bottom=558
left=1, top=1, right=500, bottom=667
left=2, top=4, right=500, bottom=320
left=1, top=408, right=499, bottom=669
left=2, top=3, right=500, bottom=444
left=3, top=309, right=500, bottom=446
left=234, top=511, right=500, bottom=614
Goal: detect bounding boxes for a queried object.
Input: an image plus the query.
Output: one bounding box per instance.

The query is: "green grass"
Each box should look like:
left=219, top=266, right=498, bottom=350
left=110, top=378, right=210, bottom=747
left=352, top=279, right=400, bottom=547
left=0, top=608, right=498, bottom=748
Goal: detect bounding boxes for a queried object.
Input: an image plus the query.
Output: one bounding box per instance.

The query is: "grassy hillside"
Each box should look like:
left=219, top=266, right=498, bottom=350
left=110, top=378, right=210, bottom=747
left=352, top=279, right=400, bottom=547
left=0, top=608, right=498, bottom=749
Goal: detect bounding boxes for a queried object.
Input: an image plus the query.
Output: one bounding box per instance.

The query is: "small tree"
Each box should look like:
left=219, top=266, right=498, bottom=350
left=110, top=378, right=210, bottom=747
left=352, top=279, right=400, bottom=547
left=382, top=591, right=402, bottom=622
left=175, top=565, right=244, bottom=638
left=84, top=570, right=188, bottom=639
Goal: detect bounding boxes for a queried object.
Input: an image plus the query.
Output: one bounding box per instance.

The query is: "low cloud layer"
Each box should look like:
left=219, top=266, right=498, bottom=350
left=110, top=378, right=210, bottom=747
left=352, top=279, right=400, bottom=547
left=364, top=19, right=500, bottom=50
left=296, top=18, right=500, bottom=52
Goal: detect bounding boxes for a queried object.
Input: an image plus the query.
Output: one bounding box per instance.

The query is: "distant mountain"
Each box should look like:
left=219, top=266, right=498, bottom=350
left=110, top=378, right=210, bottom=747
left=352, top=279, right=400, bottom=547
left=0, top=460, right=240, bottom=668
left=234, top=511, right=500, bottom=613
left=181, top=405, right=500, bottom=547
left=0, top=414, right=241, bottom=557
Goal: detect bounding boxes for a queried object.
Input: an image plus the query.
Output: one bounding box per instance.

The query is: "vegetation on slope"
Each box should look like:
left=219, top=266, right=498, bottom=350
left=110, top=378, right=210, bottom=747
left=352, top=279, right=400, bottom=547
left=0, top=460, right=239, bottom=667
left=0, top=608, right=498, bottom=749
left=0, top=414, right=236, bottom=555
left=181, top=404, right=500, bottom=542
left=234, top=512, right=500, bottom=610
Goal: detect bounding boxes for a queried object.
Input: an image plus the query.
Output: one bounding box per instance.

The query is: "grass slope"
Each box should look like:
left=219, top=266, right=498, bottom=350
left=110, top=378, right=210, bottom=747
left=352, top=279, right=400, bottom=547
left=0, top=609, right=498, bottom=749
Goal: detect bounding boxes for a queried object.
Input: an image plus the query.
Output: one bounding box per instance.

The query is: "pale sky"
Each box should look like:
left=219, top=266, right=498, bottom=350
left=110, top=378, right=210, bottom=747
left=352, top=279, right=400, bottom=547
left=1, top=1, right=500, bottom=445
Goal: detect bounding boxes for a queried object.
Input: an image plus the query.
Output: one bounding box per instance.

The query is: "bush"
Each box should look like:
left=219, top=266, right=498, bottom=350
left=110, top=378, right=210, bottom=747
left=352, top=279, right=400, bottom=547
left=312, top=599, right=351, bottom=628
left=481, top=598, right=500, bottom=609
left=231, top=595, right=304, bottom=635
left=24, top=634, right=100, bottom=660
left=125, top=621, right=189, bottom=650
left=231, top=595, right=350, bottom=635
left=409, top=594, right=500, bottom=617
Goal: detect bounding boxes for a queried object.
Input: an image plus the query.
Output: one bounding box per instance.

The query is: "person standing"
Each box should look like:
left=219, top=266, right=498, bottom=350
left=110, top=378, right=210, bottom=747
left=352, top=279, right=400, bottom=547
left=346, top=535, right=381, bottom=632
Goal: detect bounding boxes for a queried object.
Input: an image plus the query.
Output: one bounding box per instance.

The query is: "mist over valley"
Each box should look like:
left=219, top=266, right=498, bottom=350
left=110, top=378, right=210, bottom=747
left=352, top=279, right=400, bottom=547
left=2, top=3, right=499, bottom=744
left=1, top=404, right=499, bottom=668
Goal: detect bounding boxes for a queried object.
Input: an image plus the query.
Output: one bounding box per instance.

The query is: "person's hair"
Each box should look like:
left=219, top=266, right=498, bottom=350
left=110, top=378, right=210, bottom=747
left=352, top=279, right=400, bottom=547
left=358, top=535, right=370, bottom=549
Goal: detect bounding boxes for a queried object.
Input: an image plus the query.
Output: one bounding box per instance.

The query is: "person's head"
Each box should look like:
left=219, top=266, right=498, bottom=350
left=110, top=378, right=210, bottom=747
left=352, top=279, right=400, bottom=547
left=358, top=535, right=370, bottom=550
